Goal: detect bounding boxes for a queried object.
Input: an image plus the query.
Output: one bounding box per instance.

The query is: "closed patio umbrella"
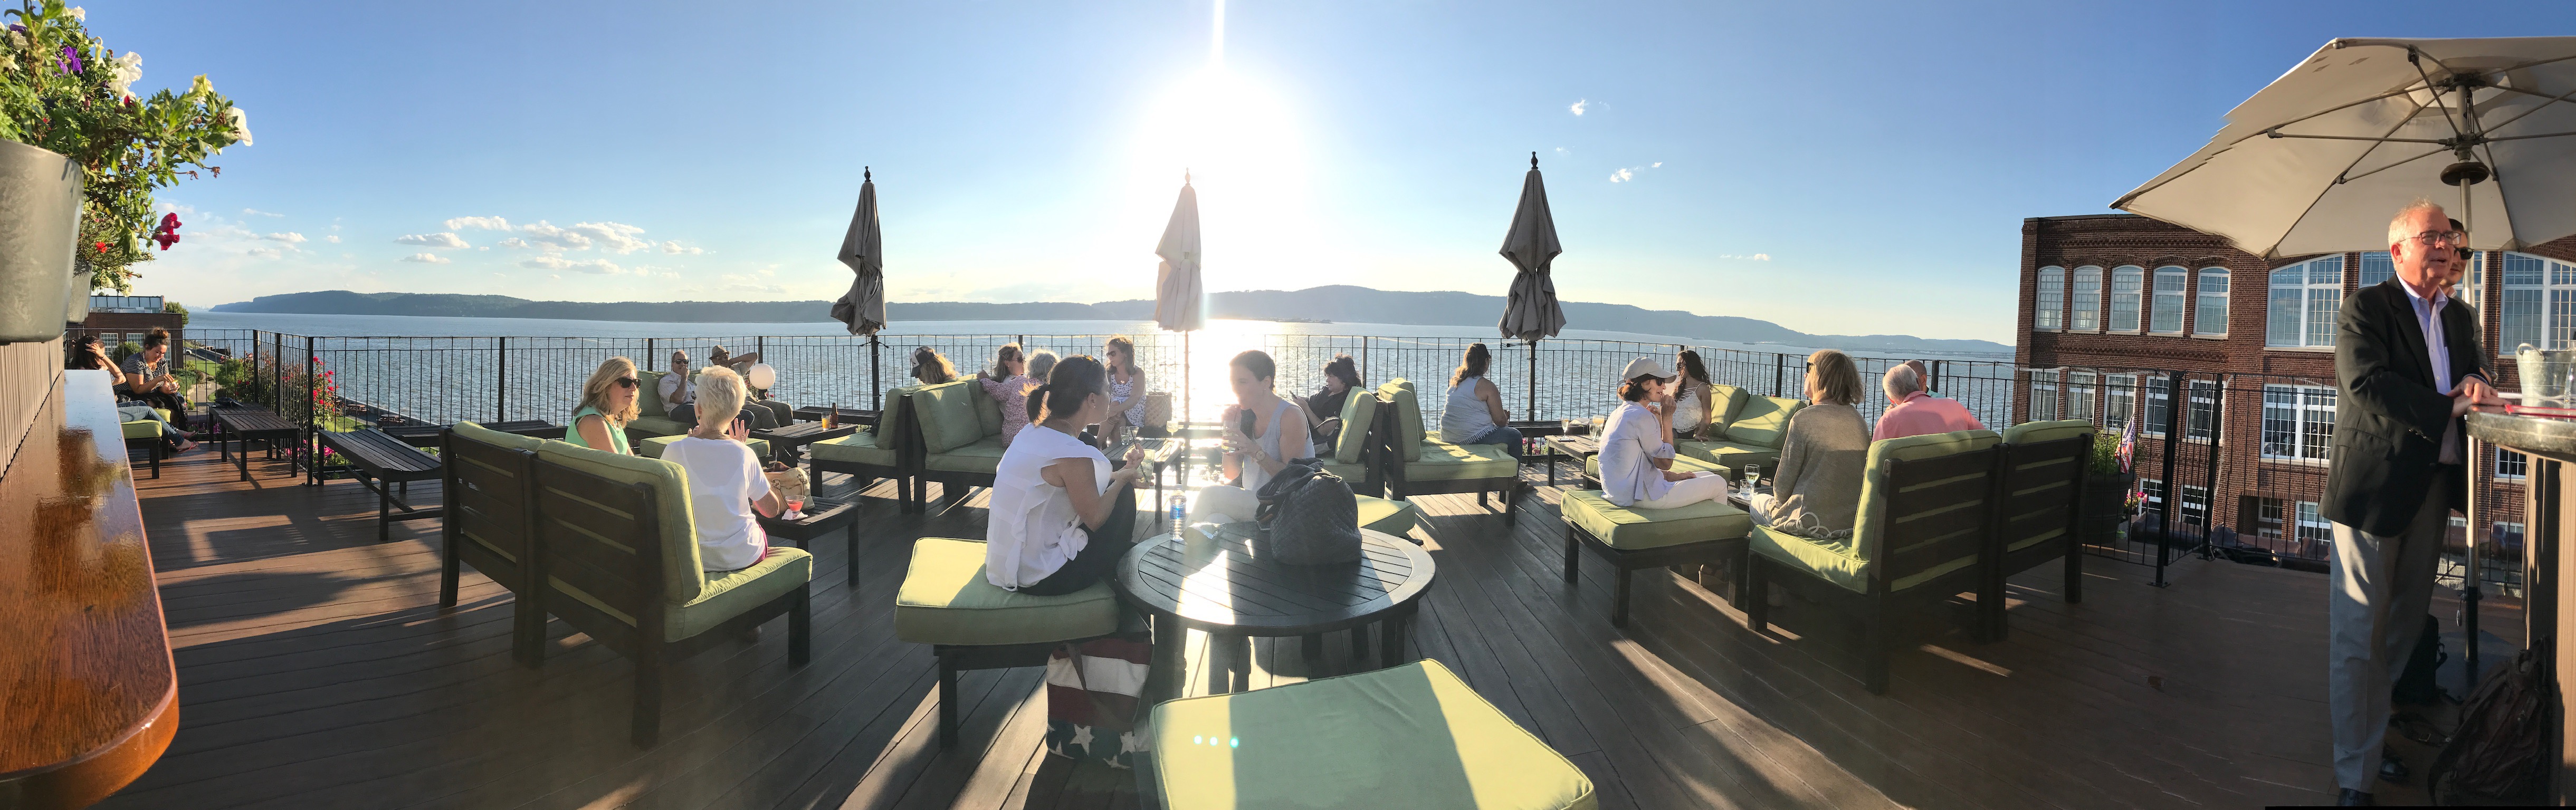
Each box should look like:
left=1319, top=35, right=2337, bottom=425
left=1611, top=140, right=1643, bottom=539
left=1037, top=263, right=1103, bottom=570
left=2114, top=35, right=2576, bottom=686
left=1499, top=153, right=1565, bottom=418
left=832, top=168, right=889, bottom=409
left=1155, top=176, right=1204, bottom=424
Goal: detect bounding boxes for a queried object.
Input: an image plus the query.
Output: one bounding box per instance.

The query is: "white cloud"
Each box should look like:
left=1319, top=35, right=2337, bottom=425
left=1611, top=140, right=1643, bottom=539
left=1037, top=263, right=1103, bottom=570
left=261, top=232, right=307, bottom=244
left=1569, top=99, right=1587, bottom=116
left=519, top=255, right=623, bottom=274
left=401, top=253, right=452, bottom=264
left=661, top=240, right=705, bottom=255
left=1609, top=168, right=1634, bottom=182
left=323, top=235, right=340, bottom=244
left=1720, top=253, right=1772, bottom=262
left=243, top=208, right=284, bottom=218
left=1651, top=162, right=1663, bottom=168
left=497, top=237, right=531, bottom=249
left=501, top=220, right=655, bottom=254
left=513, top=221, right=591, bottom=251
left=246, top=246, right=284, bottom=260
left=395, top=232, right=471, bottom=249
left=445, top=216, right=512, bottom=230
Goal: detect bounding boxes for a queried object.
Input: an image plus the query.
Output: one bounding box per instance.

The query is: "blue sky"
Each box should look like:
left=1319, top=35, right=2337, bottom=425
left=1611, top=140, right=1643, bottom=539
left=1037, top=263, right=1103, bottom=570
left=97, top=0, right=2576, bottom=342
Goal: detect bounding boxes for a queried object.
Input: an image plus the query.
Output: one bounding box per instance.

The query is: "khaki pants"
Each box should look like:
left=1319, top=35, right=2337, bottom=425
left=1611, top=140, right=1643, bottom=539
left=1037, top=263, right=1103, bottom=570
left=2326, top=481, right=2450, bottom=791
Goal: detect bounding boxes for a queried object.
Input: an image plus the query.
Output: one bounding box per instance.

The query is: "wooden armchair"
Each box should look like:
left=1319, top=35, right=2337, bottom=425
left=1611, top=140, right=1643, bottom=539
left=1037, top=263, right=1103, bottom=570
left=438, top=421, right=547, bottom=667
left=1985, top=420, right=2093, bottom=640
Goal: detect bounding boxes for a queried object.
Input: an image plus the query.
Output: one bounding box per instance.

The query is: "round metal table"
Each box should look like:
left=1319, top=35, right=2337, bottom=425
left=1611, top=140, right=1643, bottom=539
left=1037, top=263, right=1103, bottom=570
left=1115, top=523, right=1435, bottom=695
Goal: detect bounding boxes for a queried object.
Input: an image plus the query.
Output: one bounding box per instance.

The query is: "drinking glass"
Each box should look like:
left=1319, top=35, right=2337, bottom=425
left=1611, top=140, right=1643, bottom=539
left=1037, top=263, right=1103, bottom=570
left=785, top=499, right=805, bottom=519
left=1742, top=464, right=1762, bottom=489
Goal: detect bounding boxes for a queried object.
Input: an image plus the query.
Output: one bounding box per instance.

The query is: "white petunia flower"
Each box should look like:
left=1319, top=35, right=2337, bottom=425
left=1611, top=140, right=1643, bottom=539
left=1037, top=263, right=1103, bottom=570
left=225, top=107, right=251, bottom=146
left=69, top=6, right=83, bottom=20
left=106, top=51, right=139, bottom=99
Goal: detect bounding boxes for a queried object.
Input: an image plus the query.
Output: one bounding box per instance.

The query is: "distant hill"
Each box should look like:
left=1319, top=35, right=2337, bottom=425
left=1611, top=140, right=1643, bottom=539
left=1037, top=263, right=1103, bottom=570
left=211, top=286, right=2009, bottom=354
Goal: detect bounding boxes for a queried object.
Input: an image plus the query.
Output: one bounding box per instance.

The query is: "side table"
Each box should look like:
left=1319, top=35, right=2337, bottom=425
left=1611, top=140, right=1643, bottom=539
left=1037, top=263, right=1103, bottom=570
left=758, top=496, right=863, bottom=587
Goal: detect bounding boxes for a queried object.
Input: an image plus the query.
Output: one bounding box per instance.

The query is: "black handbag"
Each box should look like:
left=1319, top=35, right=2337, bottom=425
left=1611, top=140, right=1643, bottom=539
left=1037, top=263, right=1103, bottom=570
left=1253, top=458, right=1363, bottom=565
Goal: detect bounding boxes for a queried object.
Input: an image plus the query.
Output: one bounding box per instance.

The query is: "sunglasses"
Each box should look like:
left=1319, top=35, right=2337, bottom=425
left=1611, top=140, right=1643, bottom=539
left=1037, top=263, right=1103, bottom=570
left=613, top=377, right=640, bottom=389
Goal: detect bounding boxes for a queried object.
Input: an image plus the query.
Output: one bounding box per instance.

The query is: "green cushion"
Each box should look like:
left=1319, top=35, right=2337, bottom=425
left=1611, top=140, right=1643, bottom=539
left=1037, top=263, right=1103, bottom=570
left=974, top=379, right=1005, bottom=438
left=2002, top=419, right=2093, bottom=446
left=1854, top=429, right=2000, bottom=571
left=894, top=537, right=1121, bottom=645
left=1149, top=659, right=1597, bottom=810
left=908, top=380, right=986, bottom=455
left=1561, top=489, right=1750, bottom=551
left=635, top=434, right=768, bottom=460
left=1402, top=441, right=1519, bottom=481
left=924, top=436, right=1007, bottom=474
left=867, top=384, right=922, bottom=437
left=636, top=369, right=670, bottom=419
left=1585, top=453, right=1728, bottom=481
left=1357, top=494, right=1419, bottom=537
left=1749, top=524, right=1871, bottom=594
left=809, top=428, right=899, bottom=467
left=1676, top=440, right=1777, bottom=474
left=122, top=419, right=161, bottom=439
left=453, top=419, right=546, bottom=452
left=536, top=439, right=705, bottom=604
left=1703, top=384, right=1750, bottom=433
left=625, top=415, right=688, bottom=439
left=1722, top=396, right=1804, bottom=448
left=1332, top=389, right=1381, bottom=465
left=548, top=546, right=814, bottom=642
left=1323, top=460, right=1371, bottom=485
left=154, top=408, right=173, bottom=423
left=1380, top=380, right=1425, bottom=462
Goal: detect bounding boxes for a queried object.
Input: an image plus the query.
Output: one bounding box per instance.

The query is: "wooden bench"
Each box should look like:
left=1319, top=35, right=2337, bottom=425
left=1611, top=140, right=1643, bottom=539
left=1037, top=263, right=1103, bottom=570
left=319, top=429, right=446, bottom=543
left=211, top=404, right=301, bottom=482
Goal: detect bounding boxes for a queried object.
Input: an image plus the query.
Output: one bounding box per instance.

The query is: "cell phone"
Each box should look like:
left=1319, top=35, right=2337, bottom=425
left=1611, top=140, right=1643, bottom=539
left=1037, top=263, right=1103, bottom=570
left=1237, top=410, right=1256, bottom=437
left=733, top=414, right=751, bottom=432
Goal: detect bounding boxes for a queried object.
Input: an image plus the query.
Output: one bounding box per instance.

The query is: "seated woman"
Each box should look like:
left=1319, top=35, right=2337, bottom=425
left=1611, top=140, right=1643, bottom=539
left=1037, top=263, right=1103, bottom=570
left=977, top=342, right=1034, bottom=445
left=1303, top=352, right=1363, bottom=447
left=988, top=355, right=1147, bottom=595
left=1746, top=350, right=1869, bottom=536
left=1672, top=349, right=1716, bottom=440
left=911, top=346, right=958, bottom=385
left=118, top=329, right=194, bottom=433
left=1598, top=356, right=1729, bottom=509
left=73, top=335, right=196, bottom=454
left=1191, top=351, right=1314, bottom=524
left=1025, top=349, right=1059, bottom=384
left=1439, top=343, right=1519, bottom=448
left=567, top=356, right=641, bottom=455
left=659, top=366, right=784, bottom=573
left=1100, top=336, right=1149, bottom=443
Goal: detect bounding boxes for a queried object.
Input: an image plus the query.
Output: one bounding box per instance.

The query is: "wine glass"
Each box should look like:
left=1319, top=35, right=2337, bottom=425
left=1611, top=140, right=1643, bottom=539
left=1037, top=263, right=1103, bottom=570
left=1742, top=464, right=1762, bottom=490
left=785, top=498, right=805, bottom=520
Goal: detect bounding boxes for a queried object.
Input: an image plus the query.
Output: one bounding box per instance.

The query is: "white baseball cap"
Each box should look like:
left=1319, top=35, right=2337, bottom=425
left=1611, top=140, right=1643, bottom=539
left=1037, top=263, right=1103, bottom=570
left=1619, top=356, right=1672, bottom=381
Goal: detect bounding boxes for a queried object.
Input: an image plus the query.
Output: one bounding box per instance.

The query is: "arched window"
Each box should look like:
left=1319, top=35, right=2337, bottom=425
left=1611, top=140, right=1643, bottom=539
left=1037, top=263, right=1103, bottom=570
left=2070, top=266, right=2101, bottom=330
left=2196, top=267, right=2229, bottom=336
left=2035, top=266, right=2064, bottom=330
left=2110, top=266, right=2143, bottom=331
left=2500, top=251, right=2576, bottom=351
left=2151, top=266, right=2188, bottom=333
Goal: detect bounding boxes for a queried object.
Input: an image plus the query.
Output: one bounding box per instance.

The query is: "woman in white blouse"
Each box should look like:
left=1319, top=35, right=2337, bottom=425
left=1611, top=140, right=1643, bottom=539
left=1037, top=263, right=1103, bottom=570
left=987, top=354, right=1147, bottom=594
left=1597, top=356, right=1730, bottom=509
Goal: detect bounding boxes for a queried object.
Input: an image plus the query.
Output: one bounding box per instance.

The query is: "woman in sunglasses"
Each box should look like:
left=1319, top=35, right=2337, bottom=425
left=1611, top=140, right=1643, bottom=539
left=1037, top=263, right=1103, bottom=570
left=569, top=356, right=642, bottom=454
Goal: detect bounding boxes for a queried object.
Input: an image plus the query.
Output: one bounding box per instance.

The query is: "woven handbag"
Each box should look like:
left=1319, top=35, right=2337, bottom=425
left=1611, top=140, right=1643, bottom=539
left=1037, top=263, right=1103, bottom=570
left=1140, top=392, right=1173, bottom=435
left=1253, top=458, right=1363, bottom=564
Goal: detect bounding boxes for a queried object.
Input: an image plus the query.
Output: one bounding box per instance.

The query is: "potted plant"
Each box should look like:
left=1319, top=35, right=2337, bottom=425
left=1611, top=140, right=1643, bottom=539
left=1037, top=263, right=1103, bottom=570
left=2079, top=431, right=2134, bottom=551
left=0, top=1, right=246, bottom=340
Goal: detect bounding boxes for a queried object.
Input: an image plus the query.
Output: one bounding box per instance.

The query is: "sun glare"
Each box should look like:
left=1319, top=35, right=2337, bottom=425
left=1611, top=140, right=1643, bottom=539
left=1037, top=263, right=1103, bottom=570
left=1119, top=65, right=1315, bottom=298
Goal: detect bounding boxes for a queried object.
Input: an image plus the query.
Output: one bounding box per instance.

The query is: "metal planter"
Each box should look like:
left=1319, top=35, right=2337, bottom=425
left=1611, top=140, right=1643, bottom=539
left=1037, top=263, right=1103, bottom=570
left=65, top=263, right=92, bottom=324
left=0, top=139, right=83, bottom=342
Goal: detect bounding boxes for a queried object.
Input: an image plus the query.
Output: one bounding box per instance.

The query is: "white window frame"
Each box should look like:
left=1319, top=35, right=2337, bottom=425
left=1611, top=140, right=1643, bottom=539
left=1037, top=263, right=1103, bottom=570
left=2070, top=266, right=2101, bottom=331
left=2035, top=266, right=2064, bottom=331
left=2151, top=266, right=2189, bottom=334
left=2103, top=373, right=2137, bottom=433
left=2195, top=267, right=2229, bottom=336
left=2260, top=383, right=2335, bottom=462
left=2499, top=251, right=2576, bottom=355
left=2029, top=370, right=2059, bottom=422
left=2268, top=255, right=2344, bottom=349
left=2066, top=371, right=2097, bottom=423
left=2142, top=373, right=2170, bottom=438
left=2296, top=501, right=2331, bottom=544
left=2179, top=485, right=2210, bottom=528
left=2359, top=250, right=2394, bottom=288
left=2498, top=447, right=2529, bottom=481
left=2110, top=265, right=2144, bottom=332
left=2140, top=478, right=2167, bottom=526
left=2185, top=379, right=2218, bottom=443
left=2254, top=497, right=2285, bottom=539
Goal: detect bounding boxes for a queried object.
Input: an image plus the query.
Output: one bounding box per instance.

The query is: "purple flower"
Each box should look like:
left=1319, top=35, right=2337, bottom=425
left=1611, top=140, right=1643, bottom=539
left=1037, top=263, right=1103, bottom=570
left=56, top=45, right=81, bottom=75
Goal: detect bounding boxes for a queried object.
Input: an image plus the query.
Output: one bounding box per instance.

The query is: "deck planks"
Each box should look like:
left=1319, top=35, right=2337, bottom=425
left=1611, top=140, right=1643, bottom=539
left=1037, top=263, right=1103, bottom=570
left=90, top=448, right=2497, bottom=809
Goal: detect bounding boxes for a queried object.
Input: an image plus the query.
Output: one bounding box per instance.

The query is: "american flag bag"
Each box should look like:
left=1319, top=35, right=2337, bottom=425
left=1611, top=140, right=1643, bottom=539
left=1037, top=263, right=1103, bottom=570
left=1043, top=635, right=1153, bottom=768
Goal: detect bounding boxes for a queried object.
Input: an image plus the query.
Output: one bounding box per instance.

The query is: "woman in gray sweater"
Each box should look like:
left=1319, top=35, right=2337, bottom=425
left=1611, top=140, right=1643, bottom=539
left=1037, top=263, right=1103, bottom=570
left=1750, top=350, right=1870, bottom=536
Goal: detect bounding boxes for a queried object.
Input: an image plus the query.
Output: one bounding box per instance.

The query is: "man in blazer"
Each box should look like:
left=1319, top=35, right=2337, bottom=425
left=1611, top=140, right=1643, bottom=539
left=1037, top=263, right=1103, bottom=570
left=2324, top=201, right=2503, bottom=805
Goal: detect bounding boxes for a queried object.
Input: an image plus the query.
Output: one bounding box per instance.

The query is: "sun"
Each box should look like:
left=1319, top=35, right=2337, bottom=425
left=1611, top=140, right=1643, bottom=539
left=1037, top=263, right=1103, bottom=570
left=1121, top=65, right=1315, bottom=293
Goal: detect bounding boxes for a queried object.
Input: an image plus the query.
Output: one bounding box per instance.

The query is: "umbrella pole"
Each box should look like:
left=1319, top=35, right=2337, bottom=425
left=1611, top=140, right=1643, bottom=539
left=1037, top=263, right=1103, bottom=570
left=1184, top=331, right=1191, bottom=431
left=2458, top=175, right=2484, bottom=689
left=1527, top=340, right=1538, bottom=419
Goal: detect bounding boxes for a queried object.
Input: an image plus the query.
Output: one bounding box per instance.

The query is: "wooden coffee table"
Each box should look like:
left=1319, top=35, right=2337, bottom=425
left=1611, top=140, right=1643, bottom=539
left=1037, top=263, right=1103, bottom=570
left=750, top=422, right=859, bottom=467
left=211, top=405, right=303, bottom=482
left=757, top=496, right=863, bottom=588
left=1541, top=434, right=1602, bottom=487
left=1115, top=523, right=1436, bottom=697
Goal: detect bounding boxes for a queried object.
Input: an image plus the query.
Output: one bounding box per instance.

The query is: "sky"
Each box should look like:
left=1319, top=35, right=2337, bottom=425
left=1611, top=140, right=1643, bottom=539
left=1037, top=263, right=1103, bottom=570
left=92, top=0, right=2576, bottom=343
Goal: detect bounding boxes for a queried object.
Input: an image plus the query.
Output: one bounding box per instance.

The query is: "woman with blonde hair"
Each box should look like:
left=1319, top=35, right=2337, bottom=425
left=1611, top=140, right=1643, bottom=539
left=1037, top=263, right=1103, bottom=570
left=911, top=346, right=958, bottom=385
left=661, top=365, right=784, bottom=573
left=1747, top=350, right=1870, bottom=536
left=1101, top=336, right=1149, bottom=442
left=568, top=356, right=642, bottom=454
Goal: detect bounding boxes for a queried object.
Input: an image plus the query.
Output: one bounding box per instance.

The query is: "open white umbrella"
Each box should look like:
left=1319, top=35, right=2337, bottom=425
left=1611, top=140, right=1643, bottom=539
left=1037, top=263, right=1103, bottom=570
left=832, top=167, right=889, bottom=410
left=1155, top=175, right=1204, bottom=424
left=2114, top=36, right=2576, bottom=257
left=1499, top=153, right=1566, bottom=418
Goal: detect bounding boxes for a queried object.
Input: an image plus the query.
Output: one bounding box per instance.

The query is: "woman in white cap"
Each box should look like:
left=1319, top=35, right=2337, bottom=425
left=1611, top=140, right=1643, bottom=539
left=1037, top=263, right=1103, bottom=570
left=1597, top=356, right=1729, bottom=509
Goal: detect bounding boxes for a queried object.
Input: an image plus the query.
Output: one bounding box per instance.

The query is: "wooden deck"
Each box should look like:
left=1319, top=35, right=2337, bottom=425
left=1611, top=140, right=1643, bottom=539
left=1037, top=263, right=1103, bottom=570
left=98, top=446, right=2522, bottom=809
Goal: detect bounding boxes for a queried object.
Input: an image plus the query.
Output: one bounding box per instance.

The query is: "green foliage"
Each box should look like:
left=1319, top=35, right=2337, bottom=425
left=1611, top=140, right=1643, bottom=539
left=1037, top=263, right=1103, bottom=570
left=162, top=298, right=185, bottom=324
left=2089, top=430, right=2125, bottom=476
left=210, top=355, right=258, bottom=400
left=0, top=1, right=249, bottom=293
left=108, top=339, right=136, bottom=364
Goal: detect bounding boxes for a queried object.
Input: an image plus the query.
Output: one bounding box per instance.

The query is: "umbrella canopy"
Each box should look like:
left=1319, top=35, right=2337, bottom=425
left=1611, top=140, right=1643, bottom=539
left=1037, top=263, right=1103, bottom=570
left=1154, top=177, right=1204, bottom=332
left=1499, top=153, right=1566, bottom=341
left=2115, top=36, right=2576, bottom=257
left=831, top=168, right=888, bottom=335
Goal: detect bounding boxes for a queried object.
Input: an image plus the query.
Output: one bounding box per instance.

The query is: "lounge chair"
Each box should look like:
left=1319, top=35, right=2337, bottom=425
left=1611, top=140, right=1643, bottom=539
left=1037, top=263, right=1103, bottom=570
left=530, top=439, right=815, bottom=746
left=1677, top=386, right=1803, bottom=475
left=1744, top=429, right=2002, bottom=693
left=808, top=384, right=922, bottom=511
left=1985, top=419, right=2092, bottom=640
left=438, top=421, right=547, bottom=667
left=905, top=379, right=1012, bottom=510
left=1560, top=489, right=1751, bottom=626
left=121, top=409, right=170, bottom=478
left=1376, top=379, right=1522, bottom=523
left=895, top=537, right=1123, bottom=748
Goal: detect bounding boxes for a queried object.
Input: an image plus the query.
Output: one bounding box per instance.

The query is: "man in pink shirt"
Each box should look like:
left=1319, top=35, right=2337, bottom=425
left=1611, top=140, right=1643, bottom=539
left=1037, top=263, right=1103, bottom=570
left=1873, top=360, right=1985, bottom=440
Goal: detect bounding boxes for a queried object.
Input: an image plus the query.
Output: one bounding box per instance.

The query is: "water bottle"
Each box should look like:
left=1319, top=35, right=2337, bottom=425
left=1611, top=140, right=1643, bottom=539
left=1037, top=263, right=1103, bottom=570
left=1169, top=494, right=1187, bottom=525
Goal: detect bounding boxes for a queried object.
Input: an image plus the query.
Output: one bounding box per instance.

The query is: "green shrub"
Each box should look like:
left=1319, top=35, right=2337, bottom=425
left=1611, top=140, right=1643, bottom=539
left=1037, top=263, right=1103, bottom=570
left=164, top=300, right=188, bottom=325
left=110, top=341, right=141, bottom=365
left=2089, top=431, right=2126, bottom=477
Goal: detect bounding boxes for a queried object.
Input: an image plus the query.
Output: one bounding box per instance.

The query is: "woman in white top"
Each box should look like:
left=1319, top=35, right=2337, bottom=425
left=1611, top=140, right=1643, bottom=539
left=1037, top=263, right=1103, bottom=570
left=988, top=354, right=1148, bottom=594
left=658, top=366, right=785, bottom=572
left=1100, top=336, right=1150, bottom=444
left=1438, top=342, right=1521, bottom=447
left=1597, top=356, right=1730, bottom=509
left=1671, top=349, right=1715, bottom=440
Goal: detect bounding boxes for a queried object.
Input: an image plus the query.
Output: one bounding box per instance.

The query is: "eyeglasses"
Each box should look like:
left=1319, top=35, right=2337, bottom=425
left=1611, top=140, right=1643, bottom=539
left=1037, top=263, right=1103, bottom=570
left=613, top=377, right=640, bottom=389
left=2410, top=230, right=2466, bottom=246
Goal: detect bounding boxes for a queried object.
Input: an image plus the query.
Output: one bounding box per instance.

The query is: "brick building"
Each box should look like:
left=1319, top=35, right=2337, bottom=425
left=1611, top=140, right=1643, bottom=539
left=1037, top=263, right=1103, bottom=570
left=77, top=295, right=183, bottom=346
left=2012, top=213, right=2576, bottom=569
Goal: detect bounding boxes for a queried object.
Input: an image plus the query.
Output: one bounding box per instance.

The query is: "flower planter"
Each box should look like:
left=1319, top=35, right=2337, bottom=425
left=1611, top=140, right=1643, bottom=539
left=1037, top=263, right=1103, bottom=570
left=2079, top=471, right=2133, bottom=551
left=0, top=139, right=84, bottom=342
left=65, top=263, right=93, bottom=324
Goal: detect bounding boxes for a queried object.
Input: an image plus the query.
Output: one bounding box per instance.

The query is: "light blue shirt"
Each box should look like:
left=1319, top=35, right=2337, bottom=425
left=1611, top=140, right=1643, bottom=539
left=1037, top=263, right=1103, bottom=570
left=2398, top=280, right=2461, bottom=464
